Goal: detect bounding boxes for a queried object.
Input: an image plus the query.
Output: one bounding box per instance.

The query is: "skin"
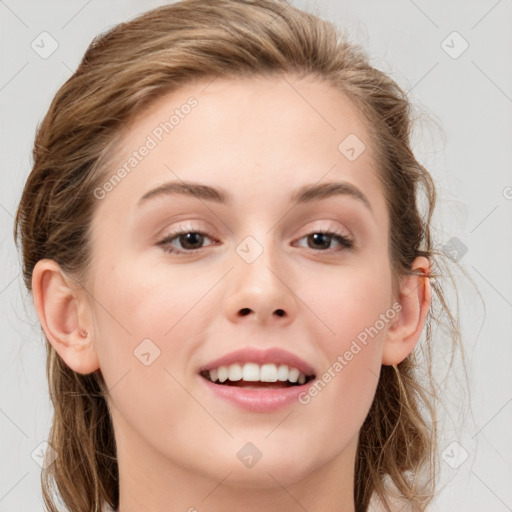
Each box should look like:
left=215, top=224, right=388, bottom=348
left=32, top=75, right=430, bottom=512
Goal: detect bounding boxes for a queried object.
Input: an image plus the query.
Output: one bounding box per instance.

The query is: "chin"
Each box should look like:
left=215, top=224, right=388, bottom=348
left=200, top=445, right=317, bottom=489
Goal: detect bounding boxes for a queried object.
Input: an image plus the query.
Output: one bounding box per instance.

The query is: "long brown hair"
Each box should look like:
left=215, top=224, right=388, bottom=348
left=14, top=1, right=466, bottom=510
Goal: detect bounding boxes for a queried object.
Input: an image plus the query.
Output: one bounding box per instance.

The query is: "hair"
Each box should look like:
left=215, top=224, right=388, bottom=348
left=14, top=1, right=467, bottom=511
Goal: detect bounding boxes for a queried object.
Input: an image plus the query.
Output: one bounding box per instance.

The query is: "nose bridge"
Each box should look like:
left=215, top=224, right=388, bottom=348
left=225, top=230, right=297, bottom=325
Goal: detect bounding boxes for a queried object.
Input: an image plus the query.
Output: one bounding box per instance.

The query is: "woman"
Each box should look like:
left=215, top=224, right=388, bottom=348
left=14, top=1, right=464, bottom=510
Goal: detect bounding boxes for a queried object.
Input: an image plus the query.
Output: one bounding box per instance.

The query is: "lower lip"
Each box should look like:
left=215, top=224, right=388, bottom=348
left=200, top=376, right=314, bottom=413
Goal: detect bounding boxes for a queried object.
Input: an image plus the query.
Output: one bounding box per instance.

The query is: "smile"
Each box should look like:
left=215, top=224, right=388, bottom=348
left=198, top=346, right=317, bottom=411
left=200, top=362, right=315, bottom=388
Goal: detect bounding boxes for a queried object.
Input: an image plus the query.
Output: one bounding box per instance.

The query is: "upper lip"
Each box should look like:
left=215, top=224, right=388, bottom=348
left=199, top=347, right=316, bottom=376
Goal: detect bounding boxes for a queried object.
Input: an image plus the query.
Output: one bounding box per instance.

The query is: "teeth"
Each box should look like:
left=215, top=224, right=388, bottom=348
left=218, top=366, right=228, bottom=383
left=277, top=364, right=288, bottom=381
left=288, top=367, right=299, bottom=383
left=207, top=362, right=309, bottom=385
left=228, top=363, right=242, bottom=381
left=260, top=363, right=278, bottom=382
left=242, top=362, right=260, bottom=381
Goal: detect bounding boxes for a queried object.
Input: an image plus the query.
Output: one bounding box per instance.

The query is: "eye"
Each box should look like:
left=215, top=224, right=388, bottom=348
left=294, top=231, right=354, bottom=251
left=157, top=229, right=217, bottom=254
left=156, top=227, right=354, bottom=255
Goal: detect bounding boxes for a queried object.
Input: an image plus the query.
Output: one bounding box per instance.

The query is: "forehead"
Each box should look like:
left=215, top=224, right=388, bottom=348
left=93, top=74, right=385, bottom=217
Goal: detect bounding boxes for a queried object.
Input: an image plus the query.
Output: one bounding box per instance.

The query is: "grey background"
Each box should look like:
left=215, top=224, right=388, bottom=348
left=1, top=0, right=511, bottom=510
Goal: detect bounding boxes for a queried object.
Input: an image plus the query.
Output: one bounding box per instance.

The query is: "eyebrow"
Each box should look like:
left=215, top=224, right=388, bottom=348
left=138, top=180, right=372, bottom=212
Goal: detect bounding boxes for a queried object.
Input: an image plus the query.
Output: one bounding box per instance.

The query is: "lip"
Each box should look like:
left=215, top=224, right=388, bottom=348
left=199, top=347, right=316, bottom=376
left=200, top=374, right=315, bottom=412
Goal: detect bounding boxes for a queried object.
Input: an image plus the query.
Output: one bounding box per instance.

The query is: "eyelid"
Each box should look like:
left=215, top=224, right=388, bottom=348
left=157, top=219, right=351, bottom=240
left=156, top=220, right=355, bottom=255
left=157, top=220, right=214, bottom=239
left=296, top=220, right=352, bottom=238
left=293, top=229, right=354, bottom=251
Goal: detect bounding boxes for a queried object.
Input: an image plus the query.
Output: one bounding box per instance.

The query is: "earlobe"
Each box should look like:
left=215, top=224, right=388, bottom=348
left=381, top=256, right=432, bottom=366
left=31, top=259, right=100, bottom=375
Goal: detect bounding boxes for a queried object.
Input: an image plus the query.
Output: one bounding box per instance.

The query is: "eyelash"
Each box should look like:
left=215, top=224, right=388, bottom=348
left=156, top=226, right=354, bottom=255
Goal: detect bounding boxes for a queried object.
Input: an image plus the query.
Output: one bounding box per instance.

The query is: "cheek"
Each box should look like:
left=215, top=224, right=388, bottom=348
left=309, top=263, right=393, bottom=349
left=90, top=258, right=223, bottom=373
left=297, top=267, right=392, bottom=413
left=283, top=273, right=391, bottom=476
left=89, top=260, right=215, bottom=455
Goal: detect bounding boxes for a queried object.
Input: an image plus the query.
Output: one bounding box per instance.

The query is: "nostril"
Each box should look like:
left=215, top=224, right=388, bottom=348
left=238, top=308, right=285, bottom=317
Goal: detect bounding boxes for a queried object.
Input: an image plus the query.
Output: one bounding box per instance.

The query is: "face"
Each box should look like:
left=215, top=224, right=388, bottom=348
left=87, top=75, right=395, bottom=490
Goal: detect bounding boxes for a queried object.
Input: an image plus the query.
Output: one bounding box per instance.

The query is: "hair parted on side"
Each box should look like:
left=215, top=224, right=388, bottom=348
left=14, top=1, right=467, bottom=511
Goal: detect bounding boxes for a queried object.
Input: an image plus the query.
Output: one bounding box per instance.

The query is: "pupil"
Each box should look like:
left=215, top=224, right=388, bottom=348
left=309, top=233, right=330, bottom=249
left=180, top=232, right=203, bottom=249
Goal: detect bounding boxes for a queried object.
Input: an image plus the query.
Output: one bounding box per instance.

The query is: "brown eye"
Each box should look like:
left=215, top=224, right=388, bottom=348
left=177, top=232, right=205, bottom=250
left=157, top=230, right=216, bottom=254
left=296, top=231, right=354, bottom=251
left=308, top=233, right=331, bottom=250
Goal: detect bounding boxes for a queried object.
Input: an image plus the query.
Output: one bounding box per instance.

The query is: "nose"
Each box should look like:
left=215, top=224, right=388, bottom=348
left=224, top=240, right=297, bottom=327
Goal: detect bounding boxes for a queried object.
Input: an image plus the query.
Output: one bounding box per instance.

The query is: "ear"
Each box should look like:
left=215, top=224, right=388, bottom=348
left=31, top=259, right=99, bottom=375
left=381, top=256, right=431, bottom=366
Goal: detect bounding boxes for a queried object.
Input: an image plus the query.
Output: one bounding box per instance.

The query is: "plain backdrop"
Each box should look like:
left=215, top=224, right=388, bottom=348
left=1, top=1, right=511, bottom=510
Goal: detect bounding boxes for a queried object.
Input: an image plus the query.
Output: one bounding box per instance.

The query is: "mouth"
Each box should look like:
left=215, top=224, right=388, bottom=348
left=199, top=362, right=316, bottom=389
